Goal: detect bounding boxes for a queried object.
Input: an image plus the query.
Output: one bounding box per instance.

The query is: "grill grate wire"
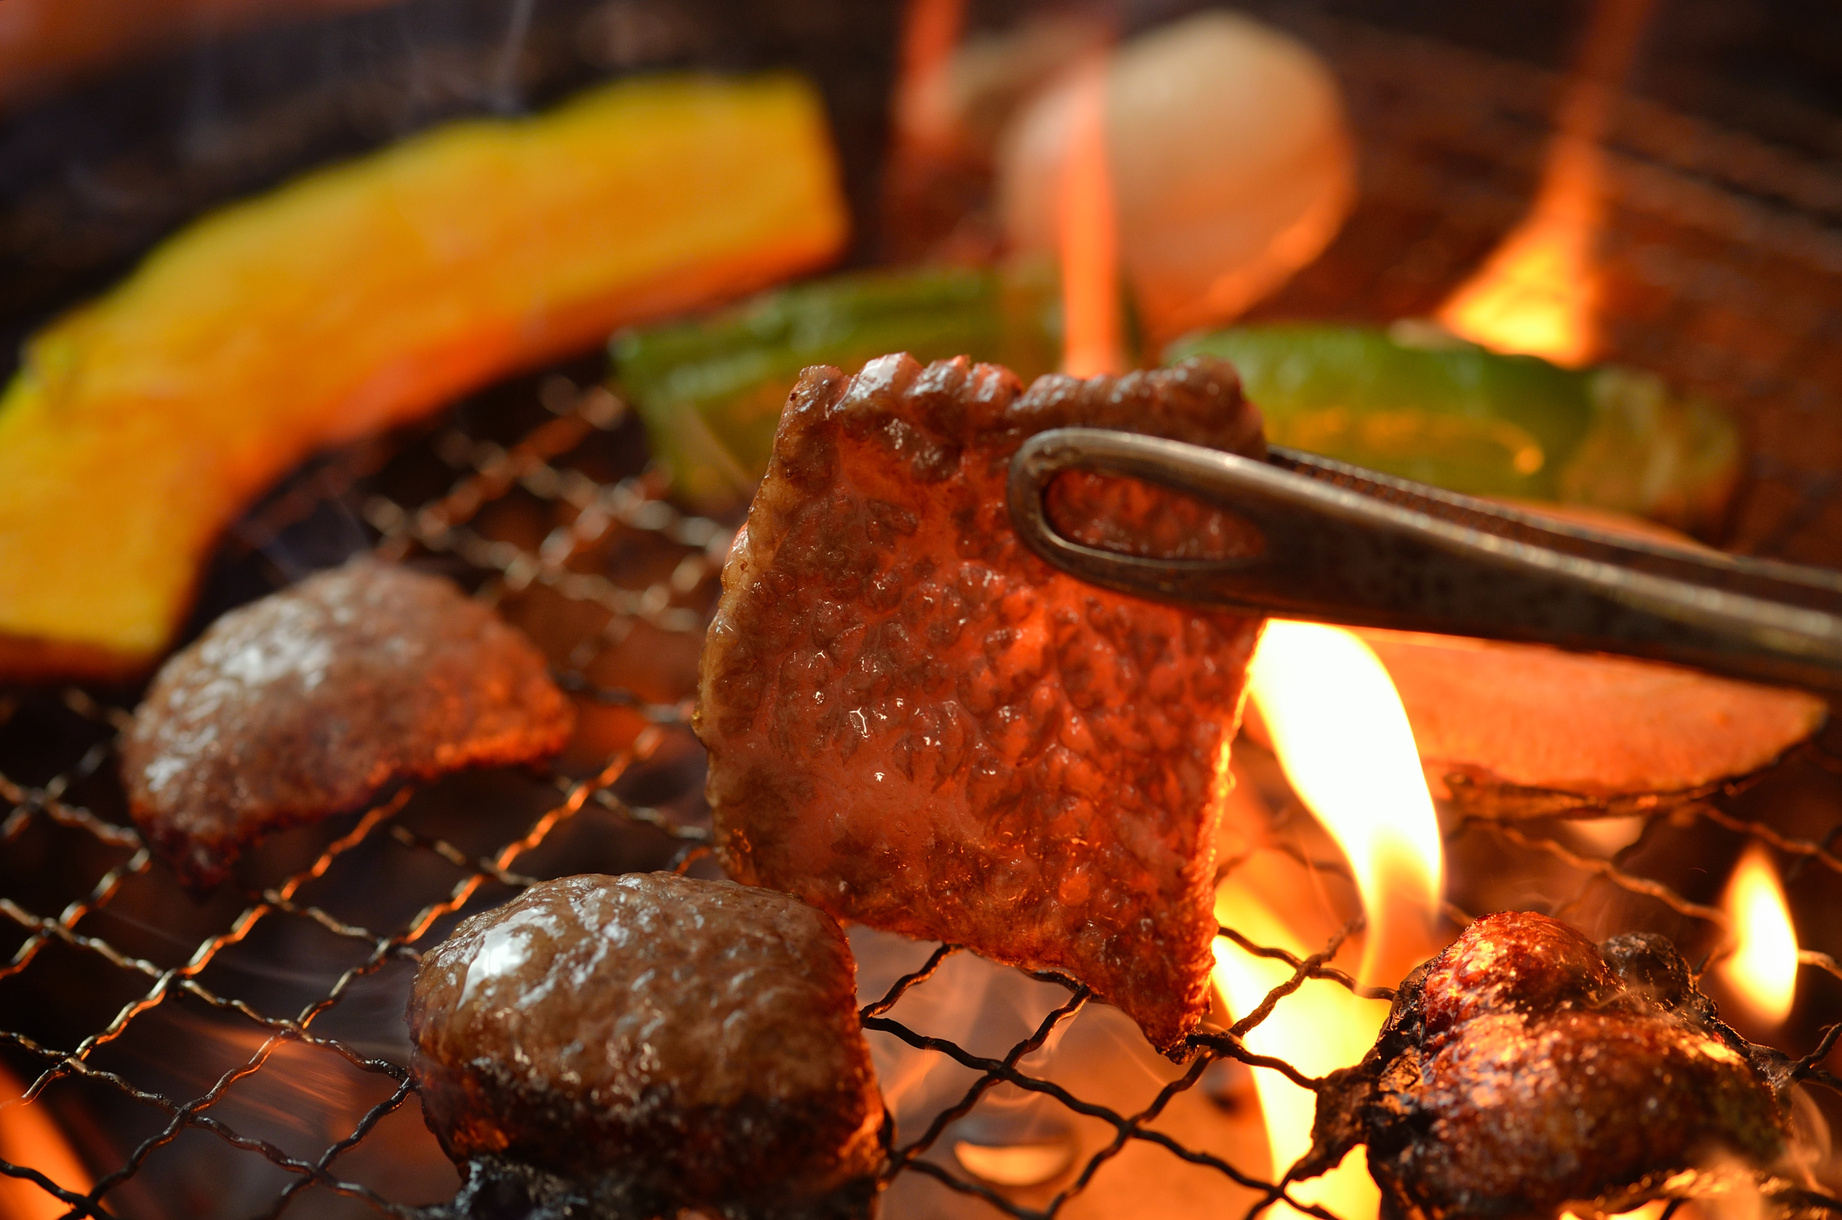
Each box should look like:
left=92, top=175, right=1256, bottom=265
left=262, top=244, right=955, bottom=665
left=1, top=373, right=1837, bottom=1219
left=4, top=15, right=1842, bottom=1218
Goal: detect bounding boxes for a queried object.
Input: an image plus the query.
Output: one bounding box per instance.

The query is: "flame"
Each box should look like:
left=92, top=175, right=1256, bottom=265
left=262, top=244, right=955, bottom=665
left=1435, top=0, right=1655, bottom=367
left=1056, top=52, right=1125, bottom=377
left=1246, top=620, right=1444, bottom=987
left=891, top=0, right=966, bottom=158
left=1210, top=621, right=1445, bottom=1218
left=1719, top=844, right=1798, bottom=1030
left=0, top=1063, right=93, bottom=1220
left=1434, top=139, right=1603, bottom=367
left=1563, top=1202, right=1674, bottom=1220
left=1214, top=870, right=1388, bottom=1219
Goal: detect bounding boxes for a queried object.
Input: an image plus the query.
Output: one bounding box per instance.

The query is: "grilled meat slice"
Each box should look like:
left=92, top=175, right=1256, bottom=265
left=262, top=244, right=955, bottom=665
left=122, top=560, right=573, bottom=888
left=408, top=873, right=885, bottom=1220
left=1307, top=911, right=1797, bottom=1220
left=697, top=353, right=1266, bottom=1052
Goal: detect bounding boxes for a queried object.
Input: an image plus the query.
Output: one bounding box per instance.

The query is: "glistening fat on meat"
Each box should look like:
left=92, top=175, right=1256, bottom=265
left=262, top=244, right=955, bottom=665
left=1305, top=912, right=1800, bottom=1220
left=121, top=560, right=574, bottom=889
left=408, top=873, right=884, bottom=1219
left=697, top=353, right=1267, bottom=1052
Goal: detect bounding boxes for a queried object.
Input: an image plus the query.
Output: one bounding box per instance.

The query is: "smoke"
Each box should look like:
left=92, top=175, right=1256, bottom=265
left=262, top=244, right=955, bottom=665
left=852, top=926, right=1085, bottom=1128
left=850, top=926, right=1271, bottom=1218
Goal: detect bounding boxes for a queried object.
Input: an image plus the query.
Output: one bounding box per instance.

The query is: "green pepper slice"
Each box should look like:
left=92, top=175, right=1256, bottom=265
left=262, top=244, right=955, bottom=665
left=1168, top=323, right=1739, bottom=532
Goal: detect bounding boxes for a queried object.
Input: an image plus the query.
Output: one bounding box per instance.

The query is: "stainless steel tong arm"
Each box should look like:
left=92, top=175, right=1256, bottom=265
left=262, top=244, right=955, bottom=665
left=1007, top=427, right=1842, bottom=694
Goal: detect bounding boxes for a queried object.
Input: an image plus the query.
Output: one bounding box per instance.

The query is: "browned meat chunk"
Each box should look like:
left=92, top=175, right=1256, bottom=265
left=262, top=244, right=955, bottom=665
left=697, top=353, right=1266, bottom=1052
left=408, top=873, right=885, bottom=1219
left=1307, top=911, right=1798, bottom=1220
left=122, top=560, right=573, bottom=888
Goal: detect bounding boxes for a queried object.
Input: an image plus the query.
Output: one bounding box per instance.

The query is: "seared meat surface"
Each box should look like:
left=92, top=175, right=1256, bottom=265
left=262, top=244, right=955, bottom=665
left=1308, top=911, right=1796, bottom=1220
left=122, top=560, right=572, bottom=888
left=697, top=353, right=1266, bottom=1052
left=408, top=873, right=885, bottom=1220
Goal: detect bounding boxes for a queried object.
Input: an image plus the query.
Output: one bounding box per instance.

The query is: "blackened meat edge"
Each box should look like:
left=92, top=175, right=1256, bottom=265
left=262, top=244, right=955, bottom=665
left=1303, top=911, right=1816, bottom=1220
left=697, top=353, right=1267, bottom=1052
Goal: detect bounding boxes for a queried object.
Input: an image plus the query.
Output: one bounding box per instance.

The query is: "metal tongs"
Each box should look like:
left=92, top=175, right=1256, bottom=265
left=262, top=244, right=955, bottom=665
left=1008, top=428, right=1842, bottom=695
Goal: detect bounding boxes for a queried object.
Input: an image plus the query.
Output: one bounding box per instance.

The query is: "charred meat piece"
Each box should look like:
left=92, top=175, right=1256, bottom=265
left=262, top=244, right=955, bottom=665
left=122, top=560, right=573, bottom=888
left=697, top=353, right=1266, bottom=1052
left=1308, top=911, right=1799, bottom=1220
left=408, top=873, right=886, bottom=1220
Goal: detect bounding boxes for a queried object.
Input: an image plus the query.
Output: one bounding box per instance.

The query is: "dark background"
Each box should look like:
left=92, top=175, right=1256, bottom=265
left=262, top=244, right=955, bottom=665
left=3, top=0, right=1839, bottom=357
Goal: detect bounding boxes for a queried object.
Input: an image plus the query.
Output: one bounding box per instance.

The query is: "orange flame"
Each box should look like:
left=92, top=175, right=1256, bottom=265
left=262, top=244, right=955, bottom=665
left=1246, top=620, right=1444, bottom=987
left=1719, top=844, right=1798, bottom=1030
left=1435, top=0, right=1655, bottom=367
left=1056, top=52, right=1125, bottom=377
left=1213, top=869, right=1389, bottom=1219
left=1564, top=1202, right=1676, bottom=1220
left=891, top=0, right=966, bottom=159
left=0, top=1064, right=93, bottom=1220
left=1435, top=141, right=1603, bottom=367
left=1211, top=621, right=1445, bottom=1219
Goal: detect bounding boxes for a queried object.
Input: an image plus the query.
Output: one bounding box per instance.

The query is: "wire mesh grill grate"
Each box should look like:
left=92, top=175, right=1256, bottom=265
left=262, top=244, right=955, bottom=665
left=2, top=371, right=1837, bottom=1219
left=3, top=16, right=1842, bottom=1219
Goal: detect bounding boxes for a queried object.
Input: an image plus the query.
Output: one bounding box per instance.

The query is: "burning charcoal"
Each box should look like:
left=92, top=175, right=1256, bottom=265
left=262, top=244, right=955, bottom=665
left=697, top=352, right=1267, bottom=1052
left=121, top=560, right=573, bottom=889
left=1305, top=911, right=1810, bottom=1220
left=408, top=873, right=885, bottom=1220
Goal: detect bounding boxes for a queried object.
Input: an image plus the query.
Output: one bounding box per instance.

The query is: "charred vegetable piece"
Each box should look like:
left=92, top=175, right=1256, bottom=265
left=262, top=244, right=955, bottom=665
left=1307, top=912, right=1803, bottom=1220
left=698, top=353, right=1266, bottom=1053
left=0, top=72, right=846, bottom=679
left=1166, top=324, right=1739, bottom=531
left=122, top=561, right=573, bottom=889
left=409, top=873, right=885, bottom=1220
left=615, top=262, right=1063, bottom=510
left=1313, top=507, right=1823, bottom=801
left=1358, top=627, right=1826, bottom=800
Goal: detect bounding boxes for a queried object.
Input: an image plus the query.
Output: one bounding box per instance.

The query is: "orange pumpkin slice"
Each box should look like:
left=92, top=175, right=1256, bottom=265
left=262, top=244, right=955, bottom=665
left=0, top=72, right=846, bottom=679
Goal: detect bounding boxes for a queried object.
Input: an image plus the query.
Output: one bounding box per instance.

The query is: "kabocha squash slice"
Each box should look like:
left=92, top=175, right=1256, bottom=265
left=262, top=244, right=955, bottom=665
left=1369, top=504, right=1826, bottom=801
left=1358, top=628, right=1826, bottom=801
left=0, top=72, right=847, bottom=679
left=1243, top=504, right=1826, bottom=804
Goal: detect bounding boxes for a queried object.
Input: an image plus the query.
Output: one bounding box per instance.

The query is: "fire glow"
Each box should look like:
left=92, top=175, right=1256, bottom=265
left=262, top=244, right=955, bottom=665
left=891, top=0, right=965, bottom=166
left=1719, top=844, right=1799, bottom=1030
left=1213, top=882, right=1387, bottom=1220
left=1214, top=620, right=1446, bottom=1218
left=1435, top=138, right=1603, bottom=368
left=1056, top=51, right=1125, bottom=378
left=1435, top=0, right=1655, bottom=367
left=1245, top=621, right=1444, bottom=986
left=0, top=1064, right=92, bottom=1220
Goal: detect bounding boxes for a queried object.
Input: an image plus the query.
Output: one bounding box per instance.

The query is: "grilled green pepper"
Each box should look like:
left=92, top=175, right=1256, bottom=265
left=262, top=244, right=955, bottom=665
left=1167, top=324, right=1739, bottom=532
left=615, top=263, right=1062, bottom=511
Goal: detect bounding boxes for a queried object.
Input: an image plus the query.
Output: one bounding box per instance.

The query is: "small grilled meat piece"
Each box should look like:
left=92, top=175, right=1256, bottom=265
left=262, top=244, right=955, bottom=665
left=698, top=353, right=1266, bottom=1052
left=408, top=873, right=885, bottom=1220
left=1307, top=911, right=1797, bottom=1220
left=122, top=560, right=572, bottom=888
